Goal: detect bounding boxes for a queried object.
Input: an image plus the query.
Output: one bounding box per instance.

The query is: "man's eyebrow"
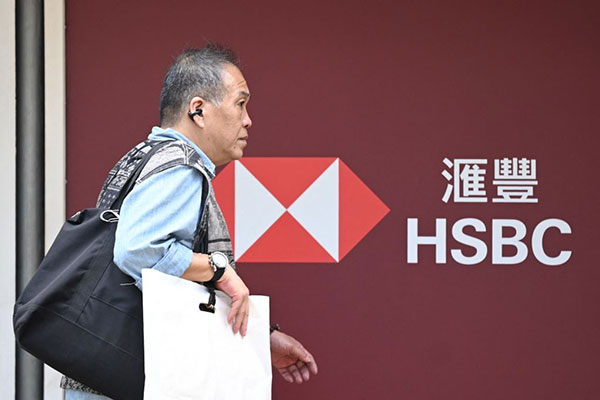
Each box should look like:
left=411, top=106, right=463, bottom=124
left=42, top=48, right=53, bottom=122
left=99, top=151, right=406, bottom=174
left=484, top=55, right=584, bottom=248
left=239, top=90, right=251, bottom=98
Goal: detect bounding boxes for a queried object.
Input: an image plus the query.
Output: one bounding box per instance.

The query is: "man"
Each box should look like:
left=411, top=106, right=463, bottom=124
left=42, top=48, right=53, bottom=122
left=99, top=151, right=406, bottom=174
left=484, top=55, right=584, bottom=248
left=63, top=43, right=318, bottom=399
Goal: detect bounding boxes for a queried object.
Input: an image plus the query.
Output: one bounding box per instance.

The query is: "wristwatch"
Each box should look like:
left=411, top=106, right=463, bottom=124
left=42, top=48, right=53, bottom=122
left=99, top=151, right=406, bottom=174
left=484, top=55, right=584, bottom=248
left=205, top=251, right=228, bottom=284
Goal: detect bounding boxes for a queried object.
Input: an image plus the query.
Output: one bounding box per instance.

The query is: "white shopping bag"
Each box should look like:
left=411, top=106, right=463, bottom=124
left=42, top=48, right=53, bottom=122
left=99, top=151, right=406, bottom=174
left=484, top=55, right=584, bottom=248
left=142, top=269, right=272, bottom=400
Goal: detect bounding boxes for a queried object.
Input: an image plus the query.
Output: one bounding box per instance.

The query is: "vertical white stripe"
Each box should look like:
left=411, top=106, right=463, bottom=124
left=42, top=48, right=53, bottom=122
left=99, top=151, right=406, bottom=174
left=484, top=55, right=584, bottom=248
left=288, top=159, right=339, bottom=261
left=0, top=0, right=16, bottom=398
left=45, top=1, right=66, bottom=399
left=234, top=161, right=286, bottom=260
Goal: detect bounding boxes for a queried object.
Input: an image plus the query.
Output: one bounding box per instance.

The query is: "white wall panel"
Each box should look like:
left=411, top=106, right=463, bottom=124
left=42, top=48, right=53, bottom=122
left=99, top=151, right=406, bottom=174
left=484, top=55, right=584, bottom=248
left=44, top=0, right=66, bottom=399
left=0, top=0, right=16, bottom=397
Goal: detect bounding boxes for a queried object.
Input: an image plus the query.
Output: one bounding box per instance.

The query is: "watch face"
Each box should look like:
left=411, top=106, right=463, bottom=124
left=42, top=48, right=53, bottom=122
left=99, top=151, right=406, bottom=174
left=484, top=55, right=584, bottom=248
left=212, top=252, right=228, bottom=269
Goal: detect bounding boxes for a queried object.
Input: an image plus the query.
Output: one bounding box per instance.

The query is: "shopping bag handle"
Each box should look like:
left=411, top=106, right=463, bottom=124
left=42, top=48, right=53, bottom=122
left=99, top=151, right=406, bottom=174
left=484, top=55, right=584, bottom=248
left=199, top=285, right=216, bottom=313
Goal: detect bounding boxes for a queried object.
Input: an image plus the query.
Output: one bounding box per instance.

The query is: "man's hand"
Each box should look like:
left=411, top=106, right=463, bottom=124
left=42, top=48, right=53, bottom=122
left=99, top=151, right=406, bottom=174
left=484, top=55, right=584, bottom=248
left=215, top=266, right=249, bottom=336
left=270, top=330, right=318, bottom=384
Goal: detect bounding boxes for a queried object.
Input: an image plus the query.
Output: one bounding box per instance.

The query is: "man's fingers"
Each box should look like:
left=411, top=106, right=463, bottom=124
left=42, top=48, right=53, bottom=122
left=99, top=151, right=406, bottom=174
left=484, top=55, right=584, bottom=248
left=288, top=365, right=304, bottom=384
left=291, top=343, right=319, bottom=375
left=233, top=309, right=243, bottom=334
left=306, top=357, right=318, bottom=375
left=232, top=297, right=249, bottom=335
left=279, top=369, right=294, bottom=383
left=296, top=361, right=310, bottom=381
left=300, top=349, right=318, bottom=375
left=240, top=305, right=249, bottom=337
left=233, top=306, right=241, bottom=334
left=227, top=298, right=241, bottom=325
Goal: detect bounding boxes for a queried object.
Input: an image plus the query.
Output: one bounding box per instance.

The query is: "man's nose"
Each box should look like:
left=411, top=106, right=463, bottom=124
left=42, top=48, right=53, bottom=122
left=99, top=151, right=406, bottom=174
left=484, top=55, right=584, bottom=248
left=243, top=111, right=252, bottom=129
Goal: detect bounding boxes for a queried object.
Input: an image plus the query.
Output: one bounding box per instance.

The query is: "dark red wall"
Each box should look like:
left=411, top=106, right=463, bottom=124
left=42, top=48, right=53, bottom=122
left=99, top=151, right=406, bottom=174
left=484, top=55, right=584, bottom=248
left=66, top=1, right=600, bottom=399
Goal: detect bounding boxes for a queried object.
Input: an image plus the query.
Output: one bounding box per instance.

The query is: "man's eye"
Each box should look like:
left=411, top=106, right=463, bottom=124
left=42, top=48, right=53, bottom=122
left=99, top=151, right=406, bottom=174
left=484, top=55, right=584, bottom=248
left=238, top=101, right=245, bottom=107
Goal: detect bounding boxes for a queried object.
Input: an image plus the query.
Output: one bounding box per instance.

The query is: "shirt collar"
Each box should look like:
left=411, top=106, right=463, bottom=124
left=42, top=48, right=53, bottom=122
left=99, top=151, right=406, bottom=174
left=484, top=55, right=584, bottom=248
left=148, top=126, right=216, bottom=178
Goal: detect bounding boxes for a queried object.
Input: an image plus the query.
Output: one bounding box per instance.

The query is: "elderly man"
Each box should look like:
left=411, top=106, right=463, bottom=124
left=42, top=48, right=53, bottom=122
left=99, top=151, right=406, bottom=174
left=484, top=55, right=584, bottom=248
left=62, top=43, right=318, bottom=399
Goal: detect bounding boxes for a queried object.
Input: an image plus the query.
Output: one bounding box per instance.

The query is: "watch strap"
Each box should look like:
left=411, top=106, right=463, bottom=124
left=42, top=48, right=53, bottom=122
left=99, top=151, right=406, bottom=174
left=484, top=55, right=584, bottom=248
left=204, top=265, right=226, bottom=285
left=204, top=253, right=228, bottom=285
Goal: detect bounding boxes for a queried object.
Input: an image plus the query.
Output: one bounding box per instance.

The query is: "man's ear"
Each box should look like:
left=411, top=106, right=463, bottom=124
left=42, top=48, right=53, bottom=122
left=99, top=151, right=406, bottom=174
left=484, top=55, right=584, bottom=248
left=188, top=96, right=206, bottom=127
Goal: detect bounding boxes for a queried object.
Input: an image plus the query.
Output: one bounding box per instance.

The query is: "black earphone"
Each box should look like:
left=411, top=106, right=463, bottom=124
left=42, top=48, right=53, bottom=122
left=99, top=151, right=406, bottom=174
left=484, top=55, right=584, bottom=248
left=188, top=109, right=203, bottom=120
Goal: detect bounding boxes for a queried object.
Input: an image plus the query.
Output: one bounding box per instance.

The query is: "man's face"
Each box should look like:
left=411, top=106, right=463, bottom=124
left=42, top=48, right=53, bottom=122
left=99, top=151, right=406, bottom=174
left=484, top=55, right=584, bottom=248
left=202, top=64, right=252, bottom=166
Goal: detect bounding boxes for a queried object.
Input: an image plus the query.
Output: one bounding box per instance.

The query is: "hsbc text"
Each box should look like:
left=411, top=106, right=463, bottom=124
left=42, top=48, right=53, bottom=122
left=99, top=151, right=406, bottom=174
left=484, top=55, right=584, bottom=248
left=407, top=218, right=572, bottom=266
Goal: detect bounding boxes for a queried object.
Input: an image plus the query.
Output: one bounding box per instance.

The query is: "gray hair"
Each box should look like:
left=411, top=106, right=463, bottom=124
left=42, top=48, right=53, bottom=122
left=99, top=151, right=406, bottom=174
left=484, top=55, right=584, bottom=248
left=159, top=43, right=240, bottom=126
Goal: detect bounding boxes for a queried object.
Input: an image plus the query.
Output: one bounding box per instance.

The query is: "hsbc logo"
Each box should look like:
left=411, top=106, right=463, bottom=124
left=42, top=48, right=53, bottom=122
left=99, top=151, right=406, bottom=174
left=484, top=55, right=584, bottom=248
left=212, top=158, right=389, bottom=263
left=405, top=157, right=573, bottom=266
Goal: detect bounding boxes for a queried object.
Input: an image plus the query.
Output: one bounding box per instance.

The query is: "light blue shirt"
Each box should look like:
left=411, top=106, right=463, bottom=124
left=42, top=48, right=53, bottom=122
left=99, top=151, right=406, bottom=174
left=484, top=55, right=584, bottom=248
left=113, top=127, right=215, bottom=290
